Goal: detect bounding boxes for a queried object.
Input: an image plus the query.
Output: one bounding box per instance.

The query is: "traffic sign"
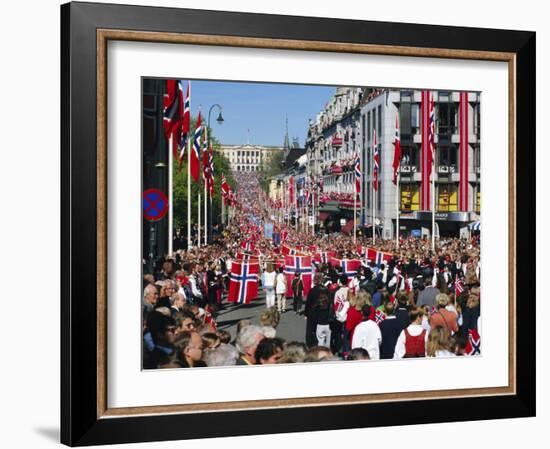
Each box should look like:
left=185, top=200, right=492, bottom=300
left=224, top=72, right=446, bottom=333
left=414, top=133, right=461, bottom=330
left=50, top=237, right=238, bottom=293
left=143, top=188, right=168, bottom=221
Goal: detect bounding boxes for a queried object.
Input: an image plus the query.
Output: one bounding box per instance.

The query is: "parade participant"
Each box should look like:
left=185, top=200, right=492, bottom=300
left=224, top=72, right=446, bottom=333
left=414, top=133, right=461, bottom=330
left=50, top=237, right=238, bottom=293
left=345, top=290, right=370, bottom=343
left=310, top=291, right=334, bottom=348
left=393, top=307, right=428, bottom=358
left=275, top=266, right=287, bottom=313
left=351, top=304, right=381, bottom=360
left=417, top=276, right=440, bottom=308
left=262, top=263, right=277, bottom=309
left=291, top=272, right=304, bottom=315
left=304, top=273, right=326, bottom=347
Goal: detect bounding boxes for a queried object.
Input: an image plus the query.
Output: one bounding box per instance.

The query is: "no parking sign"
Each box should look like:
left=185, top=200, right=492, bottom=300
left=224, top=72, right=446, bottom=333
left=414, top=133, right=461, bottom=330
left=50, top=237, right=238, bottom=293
left=143, top=188, right=168, bottom=221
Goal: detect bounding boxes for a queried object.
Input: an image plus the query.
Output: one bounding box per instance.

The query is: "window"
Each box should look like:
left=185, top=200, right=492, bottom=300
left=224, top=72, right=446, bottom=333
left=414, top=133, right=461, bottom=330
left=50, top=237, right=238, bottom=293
left=437, top=99, right=457, bottom=137
left=474, top=102, right=481, bottom=138
left=438, top=183, right=458, bottom=212
left=378, top=105, right=382, bottom=135
left=400, top=144, right=420, bottom=170
left=367, top=111, right=371, bottom=143
left=476, top=188, right=481, bottom=213
left=400, top=183, right=420, bottom=211
left=438, top=145, right=458, bottom=169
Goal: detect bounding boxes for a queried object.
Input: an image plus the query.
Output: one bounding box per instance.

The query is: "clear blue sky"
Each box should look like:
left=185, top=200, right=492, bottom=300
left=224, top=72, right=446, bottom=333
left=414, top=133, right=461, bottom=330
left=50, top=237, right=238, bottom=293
left=186, top=80, right=336, bottom=147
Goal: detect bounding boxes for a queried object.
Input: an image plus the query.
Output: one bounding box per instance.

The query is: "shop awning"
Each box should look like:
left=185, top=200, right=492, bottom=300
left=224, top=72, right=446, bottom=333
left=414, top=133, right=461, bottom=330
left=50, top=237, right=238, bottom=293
left=469, top=221, right=481, bottom=231
left=341, top=219, right=355, bottom=234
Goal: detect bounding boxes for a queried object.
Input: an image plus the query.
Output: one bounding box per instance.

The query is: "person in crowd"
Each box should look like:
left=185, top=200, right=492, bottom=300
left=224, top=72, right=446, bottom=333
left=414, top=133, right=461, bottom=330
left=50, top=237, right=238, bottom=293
left=351, top=304, right=381, bottom=360
left=255, top=337, right=285, bottom=364
left=235, top=325, right=265, bottom=365
left=426, top=325, right=455, bottom=357
left=143, top=312, right=177, bottom=369
left=378, top=301, right=404, bottom=359
left=278, top=342, right=307, bottom=364
left=304, top=273, right=326, bottom=347
left=310, top=291, right=334, bottom=348
left=429, top=293, right=459, bottom=334
left=461, top=289, right=481, bottom=332
left=169, top=331, right=206, bottom=368
left=348, top=348, right=370, bottom=361
left=142, top=284, right=159, bottom=314
left=394, top=291, right=411, bottom=329
left=170, top=292, right=186, bottom=317
left=346, top=290, right=370, bottom=344
left=394, top=307, right=428, bottom=358
left=417, top=276, right=440, bottom=308
left=304, top=346, right=333, bottom=362
left=202, top=343, right=239, bottom=367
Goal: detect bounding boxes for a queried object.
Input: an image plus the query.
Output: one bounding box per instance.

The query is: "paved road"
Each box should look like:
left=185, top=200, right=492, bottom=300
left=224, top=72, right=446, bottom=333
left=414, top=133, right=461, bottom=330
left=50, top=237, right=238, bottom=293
left=216, top=291, right=307, bottom=343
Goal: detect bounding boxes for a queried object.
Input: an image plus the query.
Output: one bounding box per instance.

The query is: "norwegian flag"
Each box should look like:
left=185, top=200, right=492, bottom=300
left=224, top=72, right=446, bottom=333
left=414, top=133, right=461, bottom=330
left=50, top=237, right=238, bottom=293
left=202, top=126, right=211, bottom=187
left=190, top=113, right=202, bottom=183
left=236, top=252, right=259, bottom=263
left=454, top=274, right=465, bottom=296
left=392, top=112, right=401, bottom=185
left=280, top=229, right=288, bottom=242
left=314, top=250, right=336, bottom=265
left=288, top=176, right=295, bottom=206
left=163, top=80, right=183, bottom=159
left=373, top=128, right=379, bottom=192
left=356, top=245, right=367, bottom=257
left=366, top=248, right=393, bottom=266
left=354, top=153, right=361, bottom=194
left=178, top=81, right=191, bottom=169
left=228, top=262, right=259, bottom=305
left=282, top=244, right=299, bottom=256
left=208, top=143, right=215, bottom=195
left=465, top=329, right=481, bottom=356
left=221, top=174, right=230, bottom=205
left=240, top=241, right=256, bottom=252
left=375, top=309, right=386, bottom=325
left=284, top=255, right=313, bottom=298
left=330, top=258, right=362, bottom=277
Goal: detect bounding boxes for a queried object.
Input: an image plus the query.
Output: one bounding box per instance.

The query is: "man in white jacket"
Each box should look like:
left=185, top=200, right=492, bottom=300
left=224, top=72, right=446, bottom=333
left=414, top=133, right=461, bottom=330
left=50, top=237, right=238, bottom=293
left=351, top=304, right=382, bottom=360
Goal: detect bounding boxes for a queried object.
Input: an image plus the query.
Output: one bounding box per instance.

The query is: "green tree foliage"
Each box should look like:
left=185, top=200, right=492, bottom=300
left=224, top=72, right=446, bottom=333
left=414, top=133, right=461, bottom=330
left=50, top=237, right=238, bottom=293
left=259, top=150, right=285, bottom=192
left=172, top=120, right=236, bottom=233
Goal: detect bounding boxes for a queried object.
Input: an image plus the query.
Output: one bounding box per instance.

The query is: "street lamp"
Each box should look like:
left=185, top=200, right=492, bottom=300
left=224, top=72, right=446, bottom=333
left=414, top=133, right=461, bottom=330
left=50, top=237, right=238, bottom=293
left=207, top=103, right=224, bottom=243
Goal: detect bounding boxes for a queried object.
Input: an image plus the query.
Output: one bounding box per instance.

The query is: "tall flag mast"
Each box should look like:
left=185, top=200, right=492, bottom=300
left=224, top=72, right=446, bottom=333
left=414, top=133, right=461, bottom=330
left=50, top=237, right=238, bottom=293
left=393, top=112, right=402, bottom=249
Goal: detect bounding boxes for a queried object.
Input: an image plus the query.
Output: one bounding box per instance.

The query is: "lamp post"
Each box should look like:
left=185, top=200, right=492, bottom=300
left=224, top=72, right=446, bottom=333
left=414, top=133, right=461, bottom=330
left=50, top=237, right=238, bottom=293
left=207, top=104, right=224, bottom=244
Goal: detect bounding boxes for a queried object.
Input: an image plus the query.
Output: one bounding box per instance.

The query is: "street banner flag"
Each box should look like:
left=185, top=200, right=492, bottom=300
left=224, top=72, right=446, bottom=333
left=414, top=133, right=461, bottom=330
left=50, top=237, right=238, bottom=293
left=366, top=248, right=393, bottom=266
left=308, top=245, right=317, bottom=254
left=163, top=79, right=183, bottom=159
left=221, top=174, right=229, bottom=204
left=392, top=112, right=401, bottom=185
left=228, top=262, right=259, bottom=304
left=288, top=176, right=295, bottom=206
left=282, top=244, right=306, bottom=256
left=284, top=255, right=313, bottom=298
left=178, top=81, right=191, bottom=169
left=202, top=126, right=210, bottom=186
left=454, top=274, right=465, bottom=296
left=314, top=251, right=336, bottom=265
left=421, top=90, right=435, bottom=209
left=373, top=128, right=379, bottom=192
left=191, top=112, right=202, bottom=183
left=355, top=153, right=361, bottom=194
left=330, top=257, right=362, bottom=278
left=208, top=143, right=215, bottom=195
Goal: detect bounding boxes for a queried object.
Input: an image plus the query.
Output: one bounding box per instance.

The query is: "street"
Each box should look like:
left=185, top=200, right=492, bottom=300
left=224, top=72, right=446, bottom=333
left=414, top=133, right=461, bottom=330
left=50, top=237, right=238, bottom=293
left=216, top=292, right=306, bottom=343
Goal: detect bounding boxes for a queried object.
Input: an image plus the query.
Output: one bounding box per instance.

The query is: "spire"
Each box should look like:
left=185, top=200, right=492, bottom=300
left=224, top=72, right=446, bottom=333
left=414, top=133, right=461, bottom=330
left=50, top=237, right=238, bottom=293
left=284, top=115, right=290, bottom=150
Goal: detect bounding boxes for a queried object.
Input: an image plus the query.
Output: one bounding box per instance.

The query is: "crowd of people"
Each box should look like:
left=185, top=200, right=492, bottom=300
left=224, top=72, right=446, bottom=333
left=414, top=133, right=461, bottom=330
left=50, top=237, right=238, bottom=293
left=142, top=173, right=481, bottom=369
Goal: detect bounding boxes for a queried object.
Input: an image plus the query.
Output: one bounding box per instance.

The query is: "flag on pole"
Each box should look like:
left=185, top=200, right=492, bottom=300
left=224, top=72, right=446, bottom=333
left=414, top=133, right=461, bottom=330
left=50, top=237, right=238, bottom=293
left=373, top=128, right=379, bottom=191
left=288, top=176, right=295, bottom=206
left=465, top=329, right=481, bottom=356
left=392, top=112, right=401, bottom=185
left=284, top=255, right=313, bottom=298
left=227, top=262, right=259, bottom=304
left=208, top=143, right=215, bottom=195
left=375, top=309, right=387, bottom=325
left=314, top=250, right=336, bottom=265
left=190, top=113, right=202, bottom=183
left=178, top=81, right=191, bottom=169
left=202, top=126, right=211, bottom=186
left=162, top=80, right=183, bottom=159
left=354, top=153, right=361, bottom=194
left=454, top=274, right=465, bottom=296
left=221, top=174, right=229, bottom=205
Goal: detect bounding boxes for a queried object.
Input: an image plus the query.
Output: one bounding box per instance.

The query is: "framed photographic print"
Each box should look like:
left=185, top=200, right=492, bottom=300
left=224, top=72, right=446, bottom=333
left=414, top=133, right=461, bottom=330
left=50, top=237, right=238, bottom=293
left=61, top=1, right=535, bottom=446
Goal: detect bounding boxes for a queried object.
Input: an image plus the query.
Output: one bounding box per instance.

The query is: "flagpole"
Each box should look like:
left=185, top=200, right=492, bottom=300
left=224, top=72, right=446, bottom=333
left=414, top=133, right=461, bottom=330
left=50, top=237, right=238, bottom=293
left=353, top=187, right=357, bottom=245
left=204, top=179, right=208, bottom=246
left=432, top=168, right=435, bottom=252
left=187, top=137, right=191, bottom=249
left=373, top=188, right=376, bottom=245
left=396, top=171, right=400, bottom=250
left=168, top=135, right=174, bottom=256
left=198, top=193, right=201, bottom=249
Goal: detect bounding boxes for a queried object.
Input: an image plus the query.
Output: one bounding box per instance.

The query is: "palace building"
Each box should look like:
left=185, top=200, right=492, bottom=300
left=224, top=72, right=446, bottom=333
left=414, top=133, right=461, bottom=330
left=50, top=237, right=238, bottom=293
left=218, top=144, right=284, bottom=173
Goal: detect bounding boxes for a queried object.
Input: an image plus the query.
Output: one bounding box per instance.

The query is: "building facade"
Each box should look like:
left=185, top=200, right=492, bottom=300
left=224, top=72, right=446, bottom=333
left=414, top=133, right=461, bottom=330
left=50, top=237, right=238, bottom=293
left=218, top=144, right=284, bottom=173
left=305, top=87, right=481, bottom=238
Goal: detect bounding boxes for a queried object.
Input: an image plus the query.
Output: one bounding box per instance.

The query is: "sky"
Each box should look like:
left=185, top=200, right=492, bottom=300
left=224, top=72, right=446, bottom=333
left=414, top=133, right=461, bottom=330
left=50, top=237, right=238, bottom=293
left=186, top=80, right=336, bottom=147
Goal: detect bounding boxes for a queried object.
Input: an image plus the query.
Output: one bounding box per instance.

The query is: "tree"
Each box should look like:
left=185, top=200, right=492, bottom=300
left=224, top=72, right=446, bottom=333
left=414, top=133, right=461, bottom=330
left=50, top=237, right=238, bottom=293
left=172, top=119, right=236, bottom=234
left=259, top=150, right=285, bottom=192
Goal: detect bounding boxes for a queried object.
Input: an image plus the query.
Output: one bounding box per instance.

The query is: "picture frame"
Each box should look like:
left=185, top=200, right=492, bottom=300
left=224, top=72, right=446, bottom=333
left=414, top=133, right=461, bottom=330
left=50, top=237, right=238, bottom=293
left=60, top=1, right=535, bottom=446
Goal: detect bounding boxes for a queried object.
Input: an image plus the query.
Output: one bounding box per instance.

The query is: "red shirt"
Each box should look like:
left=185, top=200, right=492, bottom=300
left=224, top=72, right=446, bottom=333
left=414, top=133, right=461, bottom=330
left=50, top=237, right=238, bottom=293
left=346, top=307, right=363, bottom=341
